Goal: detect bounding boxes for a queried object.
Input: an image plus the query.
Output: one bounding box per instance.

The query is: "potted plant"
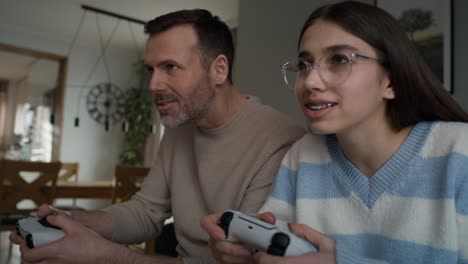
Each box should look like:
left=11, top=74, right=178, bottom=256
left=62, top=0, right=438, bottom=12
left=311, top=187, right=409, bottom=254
left=119, top=62, right=152, bottom=166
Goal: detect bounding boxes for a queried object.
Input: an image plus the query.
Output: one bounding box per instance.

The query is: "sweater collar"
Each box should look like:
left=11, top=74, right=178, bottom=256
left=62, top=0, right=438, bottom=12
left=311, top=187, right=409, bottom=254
left=327, top=122, right=433, bottom=208
left=197, top=96, right=260, bottom=136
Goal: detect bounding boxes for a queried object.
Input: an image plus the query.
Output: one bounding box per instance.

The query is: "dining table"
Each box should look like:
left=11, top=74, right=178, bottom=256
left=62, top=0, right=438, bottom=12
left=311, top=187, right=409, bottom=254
left=2, top=181, right=115, bottom=200
left=51, top=180, right=114, bottom=199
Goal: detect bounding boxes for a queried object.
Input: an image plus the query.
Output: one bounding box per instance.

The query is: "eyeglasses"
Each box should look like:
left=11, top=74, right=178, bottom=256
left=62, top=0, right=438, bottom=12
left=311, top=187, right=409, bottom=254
left=280, top=52, right=382, bottom=90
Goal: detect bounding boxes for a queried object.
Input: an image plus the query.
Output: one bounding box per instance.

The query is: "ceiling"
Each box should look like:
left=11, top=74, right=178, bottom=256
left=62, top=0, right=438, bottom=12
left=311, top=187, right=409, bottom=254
left=0, top=0, right=239, bottom=47
left=0, top=0, right=239, bottom=93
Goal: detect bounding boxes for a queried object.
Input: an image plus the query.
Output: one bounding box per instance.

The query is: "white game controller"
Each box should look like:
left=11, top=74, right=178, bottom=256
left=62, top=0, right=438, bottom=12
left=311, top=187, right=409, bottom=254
left=218, top=210, right=316, bottom=256
left=16, top=217, right=65, bottom=248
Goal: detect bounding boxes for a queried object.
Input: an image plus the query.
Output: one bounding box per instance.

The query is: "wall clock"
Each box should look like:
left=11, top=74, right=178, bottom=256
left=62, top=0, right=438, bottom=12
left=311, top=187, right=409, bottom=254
left=86, top=82, right=126, bottom=130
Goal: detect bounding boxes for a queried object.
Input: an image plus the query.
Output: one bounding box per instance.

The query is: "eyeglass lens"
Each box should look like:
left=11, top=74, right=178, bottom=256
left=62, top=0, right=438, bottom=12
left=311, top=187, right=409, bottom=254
left=282, top=52, right=353, bottom=90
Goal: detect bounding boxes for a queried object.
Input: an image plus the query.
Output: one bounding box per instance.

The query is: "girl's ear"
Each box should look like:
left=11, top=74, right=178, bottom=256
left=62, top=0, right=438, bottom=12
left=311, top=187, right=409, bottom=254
left=210, top=54, right=229, bottom=85
left=384, top=86, right=395, bottom=100
left=382, top=72, right=395, bottom=100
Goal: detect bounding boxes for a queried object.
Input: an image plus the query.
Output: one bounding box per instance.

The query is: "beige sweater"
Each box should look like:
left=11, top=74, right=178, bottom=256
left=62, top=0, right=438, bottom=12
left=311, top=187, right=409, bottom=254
left=103, top=98, right=305, bottom=263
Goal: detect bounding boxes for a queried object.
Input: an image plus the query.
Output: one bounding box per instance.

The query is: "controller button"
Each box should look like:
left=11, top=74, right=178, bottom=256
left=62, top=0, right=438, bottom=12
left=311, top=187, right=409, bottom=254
left=267, top=232, right=290, bottom=256
left=271, top=232, right=290, bottom=248
left=267, top=245, right=286, bottom=256
left=38, top=218, right=60, bottom=230
left=25, top=234, right=35, bottom=249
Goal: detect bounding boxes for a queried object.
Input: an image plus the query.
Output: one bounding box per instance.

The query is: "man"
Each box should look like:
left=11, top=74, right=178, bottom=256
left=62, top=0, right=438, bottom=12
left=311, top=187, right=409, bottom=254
left=11, top=9, right=305, bottom=264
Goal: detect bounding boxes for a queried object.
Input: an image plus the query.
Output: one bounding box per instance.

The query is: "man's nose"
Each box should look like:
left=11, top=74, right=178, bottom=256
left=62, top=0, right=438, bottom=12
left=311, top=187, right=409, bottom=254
left=149, top=70, right=165, bottom=92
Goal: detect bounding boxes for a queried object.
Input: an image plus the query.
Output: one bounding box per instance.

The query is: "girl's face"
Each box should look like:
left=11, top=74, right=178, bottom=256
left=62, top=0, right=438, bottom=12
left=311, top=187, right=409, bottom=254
left=296, top=20, right=395, bottom=136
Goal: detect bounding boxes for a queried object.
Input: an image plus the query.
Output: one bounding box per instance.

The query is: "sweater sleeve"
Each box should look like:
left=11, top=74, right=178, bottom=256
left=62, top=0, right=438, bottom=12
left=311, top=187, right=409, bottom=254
left=237, top=142, right=295, bottom=214
left=236, top=112, right=305, bottom=214
left=257, top=138, right=302, bottom=223
left=101, top=141, right=171, bottom=244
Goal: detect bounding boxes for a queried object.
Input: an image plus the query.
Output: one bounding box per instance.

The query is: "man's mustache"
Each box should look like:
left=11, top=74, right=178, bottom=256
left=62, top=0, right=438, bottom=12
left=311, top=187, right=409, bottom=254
left=154, top=93, right=178, bottom=104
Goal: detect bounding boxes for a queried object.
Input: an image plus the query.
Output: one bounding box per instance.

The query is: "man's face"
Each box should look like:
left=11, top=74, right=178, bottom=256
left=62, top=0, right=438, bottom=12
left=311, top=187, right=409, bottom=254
left=144, top=25, right=215, bottom=128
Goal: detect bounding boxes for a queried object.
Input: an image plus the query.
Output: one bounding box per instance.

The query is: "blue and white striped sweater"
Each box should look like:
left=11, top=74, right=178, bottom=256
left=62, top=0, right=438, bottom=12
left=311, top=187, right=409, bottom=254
left=260, top=121, right=468, bottom=263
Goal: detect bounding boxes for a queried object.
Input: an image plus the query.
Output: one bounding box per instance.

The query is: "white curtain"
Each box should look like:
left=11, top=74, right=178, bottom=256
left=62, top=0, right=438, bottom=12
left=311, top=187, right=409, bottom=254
left=30, top=105, right=52, bottom=161
left=2, top=77, right=29, bottom=159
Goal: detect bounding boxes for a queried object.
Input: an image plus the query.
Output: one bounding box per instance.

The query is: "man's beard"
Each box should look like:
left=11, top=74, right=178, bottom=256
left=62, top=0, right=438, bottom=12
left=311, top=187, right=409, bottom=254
left=159, top=80, right=216, bottom=128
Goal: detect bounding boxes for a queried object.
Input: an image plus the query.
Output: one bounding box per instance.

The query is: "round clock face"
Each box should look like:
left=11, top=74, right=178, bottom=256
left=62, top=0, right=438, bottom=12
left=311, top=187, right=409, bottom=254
left=86, top=82, right=126, bottom=126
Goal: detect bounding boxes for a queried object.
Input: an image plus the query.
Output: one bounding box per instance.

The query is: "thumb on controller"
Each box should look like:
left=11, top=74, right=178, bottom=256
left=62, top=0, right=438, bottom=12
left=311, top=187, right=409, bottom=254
left=257, top=212, right=276, bottom=225
left=46, top=214, right=74, bottom=234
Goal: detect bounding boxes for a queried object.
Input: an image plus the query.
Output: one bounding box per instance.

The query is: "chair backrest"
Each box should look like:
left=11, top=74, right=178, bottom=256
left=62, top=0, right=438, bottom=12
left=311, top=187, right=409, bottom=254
left=113, top=165, right=156, bottom=255
left=58, top=162, right=79, bottom=182
left=112, top=165, right=150, bottom=203
left=0, top=159, right=61, bottom=214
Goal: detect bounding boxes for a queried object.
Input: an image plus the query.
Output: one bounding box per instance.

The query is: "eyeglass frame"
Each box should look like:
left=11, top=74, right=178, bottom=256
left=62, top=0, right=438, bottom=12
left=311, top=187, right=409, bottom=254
left=280, top=52, right=383, bottom=90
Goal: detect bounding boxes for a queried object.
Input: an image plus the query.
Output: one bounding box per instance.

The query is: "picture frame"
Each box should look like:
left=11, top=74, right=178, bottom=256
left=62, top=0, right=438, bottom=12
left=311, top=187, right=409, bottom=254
left=375, top=0, right=454, bottom=93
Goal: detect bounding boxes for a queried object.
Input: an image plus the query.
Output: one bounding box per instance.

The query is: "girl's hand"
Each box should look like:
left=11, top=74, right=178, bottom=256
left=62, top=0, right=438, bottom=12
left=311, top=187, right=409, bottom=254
left=201, top=212, right=276, bottom=264
left=253, top=223, right=336, bottom=264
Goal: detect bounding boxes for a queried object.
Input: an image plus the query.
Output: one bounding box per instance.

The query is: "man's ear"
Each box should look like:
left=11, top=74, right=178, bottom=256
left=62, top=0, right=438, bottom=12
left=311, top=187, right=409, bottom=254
left=210, top=54, right=229, bottom=85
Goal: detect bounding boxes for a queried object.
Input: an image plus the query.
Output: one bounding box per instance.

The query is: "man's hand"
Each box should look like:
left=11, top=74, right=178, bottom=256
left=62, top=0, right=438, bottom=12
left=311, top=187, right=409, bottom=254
left=36, top=203, right=71, bottom=218
left=10, top=213, right=181, bottom=264
left=10, top=213, right=127, bottom=264
left=33, top=203, right=114, bottom=240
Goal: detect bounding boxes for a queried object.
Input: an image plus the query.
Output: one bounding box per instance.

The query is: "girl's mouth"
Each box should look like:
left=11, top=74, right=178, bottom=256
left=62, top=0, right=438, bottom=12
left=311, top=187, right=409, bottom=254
left=306, top=103, right=337, bottom=111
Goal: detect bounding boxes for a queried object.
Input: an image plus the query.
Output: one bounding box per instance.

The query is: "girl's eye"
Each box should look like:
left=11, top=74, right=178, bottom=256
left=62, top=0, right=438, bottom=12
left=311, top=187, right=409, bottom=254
left=297, top=60, right=310, bottom=71
left=329, top=53, right=350, bottom=65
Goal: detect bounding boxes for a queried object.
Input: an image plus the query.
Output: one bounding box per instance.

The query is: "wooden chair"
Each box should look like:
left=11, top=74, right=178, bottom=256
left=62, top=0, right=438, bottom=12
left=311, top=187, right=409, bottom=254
left=112, top=165, right=150, bottom=203
left=54, top=162, right=82, bottom=210
left=112, top=165, right=178, bottom=256
left=58, top=162, right=79, bottom=182
left=0, top=159, right=61, bottom=260
left=0, top=159, right=62, bottom=230
left=113, top=165, right=154, bottom=254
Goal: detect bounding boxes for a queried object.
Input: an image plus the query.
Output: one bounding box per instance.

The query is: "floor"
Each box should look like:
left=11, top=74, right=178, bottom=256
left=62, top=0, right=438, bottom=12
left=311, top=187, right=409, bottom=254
left=0, top=232, right=21, bottom=264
